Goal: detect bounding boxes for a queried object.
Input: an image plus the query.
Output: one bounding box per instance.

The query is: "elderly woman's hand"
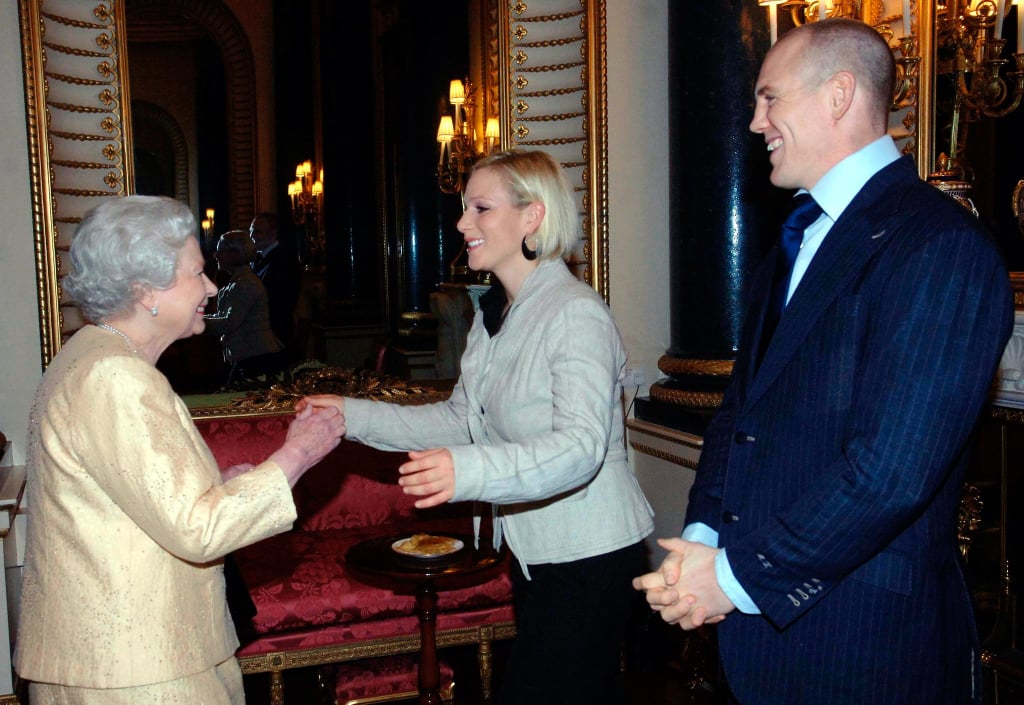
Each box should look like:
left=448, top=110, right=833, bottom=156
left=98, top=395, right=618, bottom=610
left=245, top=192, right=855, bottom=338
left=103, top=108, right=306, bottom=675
left=268, top=405, right=346, bottom=486
left=221, top=462, right=255, bottom=481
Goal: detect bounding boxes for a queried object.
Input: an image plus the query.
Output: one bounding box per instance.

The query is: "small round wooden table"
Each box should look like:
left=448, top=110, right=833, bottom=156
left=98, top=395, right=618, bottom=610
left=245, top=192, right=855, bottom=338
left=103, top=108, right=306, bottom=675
left=346, top=534, right=505, bottom=705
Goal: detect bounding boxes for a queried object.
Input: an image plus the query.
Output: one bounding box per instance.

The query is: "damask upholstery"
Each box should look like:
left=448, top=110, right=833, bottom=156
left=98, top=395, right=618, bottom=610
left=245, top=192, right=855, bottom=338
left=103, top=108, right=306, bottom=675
left=195, top=413, right=515, bottom=705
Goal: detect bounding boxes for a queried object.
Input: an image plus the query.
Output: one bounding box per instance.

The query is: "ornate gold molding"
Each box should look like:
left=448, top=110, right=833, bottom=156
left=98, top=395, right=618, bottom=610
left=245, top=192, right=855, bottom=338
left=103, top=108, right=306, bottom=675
left=1010, top=272, right=1024, bottom=308
left=506, top=0, right=608, bottom=301
left=237, top=621, right=516, bottom=674
left=20, top=0, right=134, bottom=363
left=989, top=404, right=1024, bottom=425
left=648, top=383, right=724, bottom=410
left=189, top=368, right=451, bottom=420
left=657, top=356, right=734, bottom=377
left=628, top=441, right=698, bottom=469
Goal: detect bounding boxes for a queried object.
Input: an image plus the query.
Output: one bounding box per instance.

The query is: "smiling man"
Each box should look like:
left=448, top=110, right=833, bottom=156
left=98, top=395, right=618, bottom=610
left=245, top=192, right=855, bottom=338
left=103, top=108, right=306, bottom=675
left=633, top=18, right=1014, bottom=705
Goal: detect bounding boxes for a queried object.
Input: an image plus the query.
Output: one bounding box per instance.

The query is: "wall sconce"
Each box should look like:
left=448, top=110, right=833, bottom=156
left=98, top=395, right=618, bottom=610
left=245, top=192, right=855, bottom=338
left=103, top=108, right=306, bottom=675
left=287, top=159, right=325, bottom=266
left=436, top=78, right=497, bottom=194
left=287, top=160, right=323, bottom=226
left=200, top=207, right=215, bottom=246
left=286, top=160, right=321, bottom=224
left=759, top=0, right=915, bottom=45
left=937, top=0, right=1024, bottom=175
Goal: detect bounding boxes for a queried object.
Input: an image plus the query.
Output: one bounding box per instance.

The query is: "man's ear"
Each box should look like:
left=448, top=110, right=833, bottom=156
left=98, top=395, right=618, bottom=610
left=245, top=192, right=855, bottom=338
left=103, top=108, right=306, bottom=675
left=828, top=70, right=856, bottom=120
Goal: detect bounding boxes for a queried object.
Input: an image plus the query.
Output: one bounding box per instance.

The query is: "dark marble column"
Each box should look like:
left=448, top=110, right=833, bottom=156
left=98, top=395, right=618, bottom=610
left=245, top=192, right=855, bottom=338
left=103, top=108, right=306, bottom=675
left=635, top=0, right=786, bottom=434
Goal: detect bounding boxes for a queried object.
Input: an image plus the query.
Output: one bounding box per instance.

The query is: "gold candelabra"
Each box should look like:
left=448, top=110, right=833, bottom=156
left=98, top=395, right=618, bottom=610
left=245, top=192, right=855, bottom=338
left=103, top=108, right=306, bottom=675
left=758, top=0, right=920, bottom=110
left=200, top=207, right=215, bottom=246
left=287, top=160, right=323, bottom=226
left=937, top=0, right=1024, bottom=175
left=287, top=159, right=324, bottom=266
left=759, top=0, right=915, bottom=42
left=436, top=78, right=500, bottom=194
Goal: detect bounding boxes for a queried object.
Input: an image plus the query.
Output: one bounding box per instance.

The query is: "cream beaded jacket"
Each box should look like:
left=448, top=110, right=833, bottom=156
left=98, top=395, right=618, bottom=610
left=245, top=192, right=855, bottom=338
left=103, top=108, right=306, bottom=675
left=15, top=326, right=296, bottom=688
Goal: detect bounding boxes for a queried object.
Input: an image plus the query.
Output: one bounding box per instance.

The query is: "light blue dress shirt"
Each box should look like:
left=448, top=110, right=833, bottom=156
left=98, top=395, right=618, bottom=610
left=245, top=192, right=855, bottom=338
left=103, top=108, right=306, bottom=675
left=686, top=135, right=903, bottom=615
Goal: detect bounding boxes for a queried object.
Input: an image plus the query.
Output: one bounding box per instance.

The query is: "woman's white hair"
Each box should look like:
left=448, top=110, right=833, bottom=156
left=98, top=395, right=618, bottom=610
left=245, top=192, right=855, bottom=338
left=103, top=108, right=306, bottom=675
left=63, top=195, right=197, bottom=322
left=471, top=149, right=580, bottom=261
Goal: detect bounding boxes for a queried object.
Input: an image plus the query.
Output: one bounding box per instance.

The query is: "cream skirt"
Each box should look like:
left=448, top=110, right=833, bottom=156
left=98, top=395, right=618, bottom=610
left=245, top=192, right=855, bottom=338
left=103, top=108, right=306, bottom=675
left=28, top=658, right=244, bottom=705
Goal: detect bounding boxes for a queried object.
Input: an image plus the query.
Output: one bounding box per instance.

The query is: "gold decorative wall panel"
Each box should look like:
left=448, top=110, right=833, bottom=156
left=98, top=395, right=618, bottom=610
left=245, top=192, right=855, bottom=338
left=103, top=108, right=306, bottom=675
left=505, top=0, right=609, bottom=299
left=19, top=0, right=133, bottom=364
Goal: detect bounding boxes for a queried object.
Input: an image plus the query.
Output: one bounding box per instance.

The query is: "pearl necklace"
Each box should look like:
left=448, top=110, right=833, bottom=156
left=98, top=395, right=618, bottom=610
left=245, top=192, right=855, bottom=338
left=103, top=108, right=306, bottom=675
left=96, top=322, right=136, bottom=351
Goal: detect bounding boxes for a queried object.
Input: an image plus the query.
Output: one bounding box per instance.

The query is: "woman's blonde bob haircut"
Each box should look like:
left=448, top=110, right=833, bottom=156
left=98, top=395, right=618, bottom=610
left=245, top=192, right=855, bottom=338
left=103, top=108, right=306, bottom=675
left=470, top=149, right=580, bottom=261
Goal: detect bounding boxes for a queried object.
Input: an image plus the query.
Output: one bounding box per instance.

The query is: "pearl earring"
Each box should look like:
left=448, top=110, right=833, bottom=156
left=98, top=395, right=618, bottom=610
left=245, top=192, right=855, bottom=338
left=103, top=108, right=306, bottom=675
left=150, top=305, right=159, bottom=317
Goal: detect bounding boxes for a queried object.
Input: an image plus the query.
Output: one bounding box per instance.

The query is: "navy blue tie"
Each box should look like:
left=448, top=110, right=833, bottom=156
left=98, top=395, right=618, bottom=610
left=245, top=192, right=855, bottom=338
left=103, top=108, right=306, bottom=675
left=758, top=193, right=822, bottom=366
left=772, top=193, right=822, bottom=316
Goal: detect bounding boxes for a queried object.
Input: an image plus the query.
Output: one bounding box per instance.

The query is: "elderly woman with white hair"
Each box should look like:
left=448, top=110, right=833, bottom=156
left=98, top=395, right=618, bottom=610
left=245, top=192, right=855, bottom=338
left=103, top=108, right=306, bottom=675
left=14, top=195, right=345, bottom=705
left=302, top=150, right=654, bottom=705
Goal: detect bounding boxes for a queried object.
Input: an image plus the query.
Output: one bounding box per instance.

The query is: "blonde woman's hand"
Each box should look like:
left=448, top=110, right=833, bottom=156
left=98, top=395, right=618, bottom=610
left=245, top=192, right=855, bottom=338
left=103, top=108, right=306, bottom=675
left=398, top=448, right=456, bottom=508
left=295, top=394, right=345, bottom=416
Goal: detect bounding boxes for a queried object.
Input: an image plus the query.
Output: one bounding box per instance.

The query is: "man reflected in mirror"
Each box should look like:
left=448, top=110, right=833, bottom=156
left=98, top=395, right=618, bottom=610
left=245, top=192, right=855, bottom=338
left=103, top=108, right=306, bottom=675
left=249, top=212, right=301, bottom=363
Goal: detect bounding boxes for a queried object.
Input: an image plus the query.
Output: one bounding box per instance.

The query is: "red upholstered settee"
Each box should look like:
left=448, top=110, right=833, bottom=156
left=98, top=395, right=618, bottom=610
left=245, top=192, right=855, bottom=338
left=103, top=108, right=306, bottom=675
left=195, top=411, right=515, bottom=705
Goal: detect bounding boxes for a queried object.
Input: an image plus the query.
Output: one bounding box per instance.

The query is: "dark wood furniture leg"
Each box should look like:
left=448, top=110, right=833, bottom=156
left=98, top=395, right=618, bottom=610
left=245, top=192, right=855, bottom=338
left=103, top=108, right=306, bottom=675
left=415, top=580, right=442, bottom=705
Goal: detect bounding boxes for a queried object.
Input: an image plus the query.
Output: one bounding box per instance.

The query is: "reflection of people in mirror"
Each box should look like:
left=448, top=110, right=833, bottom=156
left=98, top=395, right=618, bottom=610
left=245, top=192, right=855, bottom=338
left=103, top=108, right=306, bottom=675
left=301, top=150, right=654, bottom=705
left=248, top=212, right=300, bottom=358
left=205, top=230, right=284, bottom=384
left=14, top=195, right=346, bottom=705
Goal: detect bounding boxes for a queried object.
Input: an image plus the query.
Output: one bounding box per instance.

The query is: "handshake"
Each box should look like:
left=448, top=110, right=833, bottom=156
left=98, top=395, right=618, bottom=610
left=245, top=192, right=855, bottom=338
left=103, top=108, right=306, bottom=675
left=632, top=537, right=736, bottom=630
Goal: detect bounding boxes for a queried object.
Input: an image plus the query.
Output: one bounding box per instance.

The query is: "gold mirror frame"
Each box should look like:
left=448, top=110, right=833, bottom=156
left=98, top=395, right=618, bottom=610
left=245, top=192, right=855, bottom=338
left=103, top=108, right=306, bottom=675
left=19, top=0, right=134, bottom=367
left=20, top=0, right=610, bottom=398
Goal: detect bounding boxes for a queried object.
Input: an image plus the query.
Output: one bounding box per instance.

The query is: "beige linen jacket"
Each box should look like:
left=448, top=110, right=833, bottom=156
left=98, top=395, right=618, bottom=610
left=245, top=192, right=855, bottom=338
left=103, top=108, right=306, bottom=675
left=14, top=326, right=296, bottom=688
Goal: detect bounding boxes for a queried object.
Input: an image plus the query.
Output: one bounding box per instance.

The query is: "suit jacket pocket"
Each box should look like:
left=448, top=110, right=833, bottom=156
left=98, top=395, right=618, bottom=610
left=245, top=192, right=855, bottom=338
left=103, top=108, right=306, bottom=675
left=848, top=548, right=913, bottom=596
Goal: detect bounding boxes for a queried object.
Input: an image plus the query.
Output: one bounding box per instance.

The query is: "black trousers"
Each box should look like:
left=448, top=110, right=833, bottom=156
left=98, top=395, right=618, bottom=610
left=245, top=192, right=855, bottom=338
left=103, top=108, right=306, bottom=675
left=496, top=541, right=646, bottom=705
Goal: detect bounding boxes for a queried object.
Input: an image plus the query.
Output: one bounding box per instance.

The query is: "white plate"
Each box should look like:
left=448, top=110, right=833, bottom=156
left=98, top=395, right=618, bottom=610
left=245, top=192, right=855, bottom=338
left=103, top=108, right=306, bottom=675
left=391, top=536, right=464, bottom=558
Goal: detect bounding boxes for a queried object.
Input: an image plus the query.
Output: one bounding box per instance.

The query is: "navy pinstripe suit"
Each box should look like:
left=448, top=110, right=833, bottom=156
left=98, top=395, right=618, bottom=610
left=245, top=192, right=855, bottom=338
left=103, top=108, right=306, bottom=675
left=686, top=155, right=1014, bottom=704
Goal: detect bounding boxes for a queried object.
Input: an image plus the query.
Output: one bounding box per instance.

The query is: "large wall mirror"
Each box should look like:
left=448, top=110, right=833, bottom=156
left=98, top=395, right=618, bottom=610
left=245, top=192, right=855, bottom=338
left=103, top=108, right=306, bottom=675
left=20, top=0, right=610, bottom=413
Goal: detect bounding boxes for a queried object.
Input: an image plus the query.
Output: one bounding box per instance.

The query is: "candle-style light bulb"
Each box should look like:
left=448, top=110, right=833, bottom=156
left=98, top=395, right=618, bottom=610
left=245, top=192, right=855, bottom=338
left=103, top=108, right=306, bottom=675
left=758, top=0, right=784, bottom=45
left=485, top=117, right=500, bottom=152
left=449, top=79, right=466, bottom=134
left=1016, top=0, right=1024, bottom=53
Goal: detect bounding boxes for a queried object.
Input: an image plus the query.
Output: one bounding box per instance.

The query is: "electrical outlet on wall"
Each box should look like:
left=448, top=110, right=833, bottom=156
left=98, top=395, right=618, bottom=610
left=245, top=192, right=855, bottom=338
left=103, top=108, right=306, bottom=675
left=625, top=366, right=646, bottom=387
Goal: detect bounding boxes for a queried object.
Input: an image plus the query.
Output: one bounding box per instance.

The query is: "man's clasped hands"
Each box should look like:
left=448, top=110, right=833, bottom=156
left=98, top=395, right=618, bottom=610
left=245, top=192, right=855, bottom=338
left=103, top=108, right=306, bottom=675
left=631, top=538, right=737, bottom=630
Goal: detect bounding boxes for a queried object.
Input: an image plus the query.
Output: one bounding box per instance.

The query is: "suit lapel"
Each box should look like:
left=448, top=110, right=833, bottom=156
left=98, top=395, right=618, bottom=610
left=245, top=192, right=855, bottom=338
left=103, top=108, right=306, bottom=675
left=743, top=156, right=919, bottom=411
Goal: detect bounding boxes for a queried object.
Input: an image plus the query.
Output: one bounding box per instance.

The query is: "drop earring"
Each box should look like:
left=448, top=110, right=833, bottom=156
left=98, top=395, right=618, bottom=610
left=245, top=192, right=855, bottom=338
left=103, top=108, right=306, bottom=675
left=521, top=234, right=538, bottom=261
left=150, top=305, right=159, bottom=317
